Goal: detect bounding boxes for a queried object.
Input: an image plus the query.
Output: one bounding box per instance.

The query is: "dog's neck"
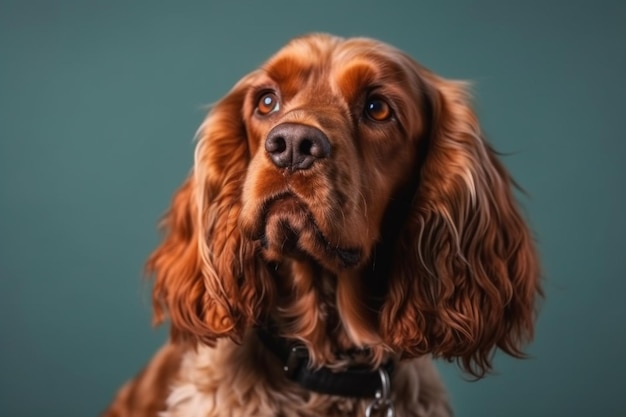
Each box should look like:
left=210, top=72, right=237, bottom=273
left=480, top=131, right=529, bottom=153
left=265, top=258, right=390, bottom=369
left=257, top=259, right=397, bottom=402
left=255, top=324, right=395, bottom=400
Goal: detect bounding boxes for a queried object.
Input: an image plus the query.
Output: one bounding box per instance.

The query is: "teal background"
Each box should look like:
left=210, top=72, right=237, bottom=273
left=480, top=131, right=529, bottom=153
left=1, top=1, right=625, bottom=416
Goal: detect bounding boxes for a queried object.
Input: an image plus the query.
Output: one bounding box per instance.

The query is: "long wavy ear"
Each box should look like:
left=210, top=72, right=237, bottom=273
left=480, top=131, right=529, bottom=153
left=148, top=74, right=271, bottom=345
left=380, top=73, right=542, bottom=377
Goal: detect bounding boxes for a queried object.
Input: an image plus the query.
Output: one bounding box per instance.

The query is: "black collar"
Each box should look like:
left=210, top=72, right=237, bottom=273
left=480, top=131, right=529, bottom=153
left=256, top=327, right=394, bottom=399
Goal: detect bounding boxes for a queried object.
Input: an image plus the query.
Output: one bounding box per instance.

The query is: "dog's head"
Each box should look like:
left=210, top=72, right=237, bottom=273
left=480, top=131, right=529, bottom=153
left=148, top=34, right=541, bottom=376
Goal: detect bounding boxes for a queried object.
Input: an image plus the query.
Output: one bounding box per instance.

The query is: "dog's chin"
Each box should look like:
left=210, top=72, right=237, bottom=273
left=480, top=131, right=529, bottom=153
left=256, top=196, right=362, bottom=272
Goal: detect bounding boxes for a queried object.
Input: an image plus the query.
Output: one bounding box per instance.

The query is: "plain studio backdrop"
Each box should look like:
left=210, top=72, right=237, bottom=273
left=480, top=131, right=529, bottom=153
left=1, top=1, right=624, bottom=416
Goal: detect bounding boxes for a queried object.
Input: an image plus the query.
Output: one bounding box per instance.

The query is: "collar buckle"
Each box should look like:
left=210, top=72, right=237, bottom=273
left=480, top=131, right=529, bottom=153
left=283, top=345, right=308, bottom=378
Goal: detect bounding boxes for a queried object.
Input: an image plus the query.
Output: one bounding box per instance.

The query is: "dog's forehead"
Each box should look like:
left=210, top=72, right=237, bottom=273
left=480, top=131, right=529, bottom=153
left=263, top=34, right=342, bottom=75
left=259, top=35, right=418, bottom=108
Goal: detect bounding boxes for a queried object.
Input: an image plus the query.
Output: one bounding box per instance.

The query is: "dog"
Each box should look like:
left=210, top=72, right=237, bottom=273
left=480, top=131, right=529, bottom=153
left=102, top=33, right=541, bottom=417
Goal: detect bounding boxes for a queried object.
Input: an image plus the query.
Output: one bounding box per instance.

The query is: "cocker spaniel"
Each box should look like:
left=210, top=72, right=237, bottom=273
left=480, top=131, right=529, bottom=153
left=102, top=33, right=541, bottom=417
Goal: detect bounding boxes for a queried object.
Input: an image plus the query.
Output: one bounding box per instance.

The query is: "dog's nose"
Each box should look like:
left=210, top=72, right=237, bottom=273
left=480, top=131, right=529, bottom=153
left=265, top=123, right=331, bottom=170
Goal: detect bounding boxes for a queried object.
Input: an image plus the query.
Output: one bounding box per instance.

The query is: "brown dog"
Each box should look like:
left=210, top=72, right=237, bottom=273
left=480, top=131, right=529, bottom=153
left=103, top=33, right=541, bottom=417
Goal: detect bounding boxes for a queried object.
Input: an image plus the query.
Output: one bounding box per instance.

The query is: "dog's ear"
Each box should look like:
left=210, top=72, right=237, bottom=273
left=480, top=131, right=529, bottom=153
left=380, top=73, right=542, bottom=376
left=148, top=74, right=273, bottom=345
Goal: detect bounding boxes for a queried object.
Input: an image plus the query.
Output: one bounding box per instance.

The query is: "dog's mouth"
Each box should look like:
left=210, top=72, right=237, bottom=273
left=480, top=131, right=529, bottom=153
left=253, top=193, right=362, bottom=271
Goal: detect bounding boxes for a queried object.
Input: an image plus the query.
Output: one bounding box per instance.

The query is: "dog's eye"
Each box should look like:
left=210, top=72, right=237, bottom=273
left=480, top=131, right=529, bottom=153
left=257, top=92, right=280, bottom=115
left=365, top=98, right=392, bottom=122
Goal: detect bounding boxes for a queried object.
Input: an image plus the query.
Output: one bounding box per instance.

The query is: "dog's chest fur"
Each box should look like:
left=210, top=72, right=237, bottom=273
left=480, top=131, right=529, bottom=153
left=161, top=335, right=451, bottom=417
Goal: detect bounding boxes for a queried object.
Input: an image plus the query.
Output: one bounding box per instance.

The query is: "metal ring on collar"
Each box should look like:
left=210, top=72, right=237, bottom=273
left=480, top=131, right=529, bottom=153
left=365, top=368, right=394, bottom=417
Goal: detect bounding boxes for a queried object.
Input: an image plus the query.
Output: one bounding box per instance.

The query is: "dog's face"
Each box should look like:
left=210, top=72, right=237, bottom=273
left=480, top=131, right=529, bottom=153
left=149, top=34, right=541, bottom=376
left=239, top=36, right=427, bottom=273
